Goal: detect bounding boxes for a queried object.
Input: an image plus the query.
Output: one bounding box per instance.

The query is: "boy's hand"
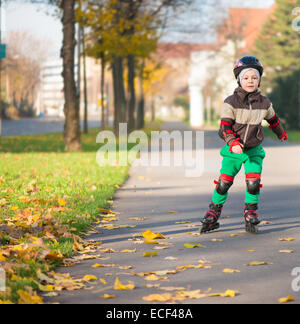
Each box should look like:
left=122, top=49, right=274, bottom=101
left=232, top=145, right=243, bottom=154
left=229, top=139, right=244, bottom=154
left=279, top=131, right=288, bottom=142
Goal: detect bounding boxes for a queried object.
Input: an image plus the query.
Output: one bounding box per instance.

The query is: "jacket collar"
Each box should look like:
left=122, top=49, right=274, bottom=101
left=234, top=87, right=261, bottom=103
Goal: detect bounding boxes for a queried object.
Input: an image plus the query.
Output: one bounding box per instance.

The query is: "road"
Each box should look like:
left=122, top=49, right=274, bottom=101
left=1, top=116, right=105, bottom=137
left=44, top=119, right=300, bottom=304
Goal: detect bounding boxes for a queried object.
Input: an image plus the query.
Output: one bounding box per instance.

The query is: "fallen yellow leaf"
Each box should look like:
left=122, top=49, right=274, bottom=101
left=222, top=289, right=237, bottom=297
left=142, top=293, right=174, bottom=302
left=57, top=199, right=67, bottom=206
left=278, top=237, right=294, bottom=241
left=177, top=264, right=205, bottom=270
left=176, top=289, right=206, bottom=299
left=17, top=290, right=43, bottom=304
left=114, top=277, right=135, bottom=290
left=278, top=295, right=295, bottom=303
left=82, top=275, right=98, bottom=282
left=98, top=208, right=114, bottom=214
left=143, top=240, right=159, bottom=244
left=154, top=270, right=177, bottom=275
left=246, top=261, right=273, bottom=266
left=188, top=232, right=201, bottom=236
left=184, top=243, right=204, bottom=248
left=101, top=294, right=115, bottom=299
left=44, top=249, right=64, bottom=261
left=38, top=284, right=55, bottom=292
left=142, top=230, right=166, bottom=241
left=118, top=265, right=133, bottom=270
left=0, top=300, right=14, bottom=304
left=121, top=249, right=137, bottom=253
left=143, top=251, right=157, bottom=257
left=144, top=274, right=168, bottom=281
left=159, top=286, right=186, bottom=291
left=222, top=268, right=240, bottom=273
left=0, top=252, right=7, bottom=261
left=207, top=289, right=237, bottom=298
left=92, top=263, right=105, bottom=268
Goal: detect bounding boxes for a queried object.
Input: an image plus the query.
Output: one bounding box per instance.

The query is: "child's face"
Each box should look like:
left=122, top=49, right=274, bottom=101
left=240, top=70, right=259, bottom=93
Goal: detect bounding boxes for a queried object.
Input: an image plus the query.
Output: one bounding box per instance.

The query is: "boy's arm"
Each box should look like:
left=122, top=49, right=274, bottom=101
left=265, top=104, right=288, bottom=141
left=219, top=102, right=243, bottom=150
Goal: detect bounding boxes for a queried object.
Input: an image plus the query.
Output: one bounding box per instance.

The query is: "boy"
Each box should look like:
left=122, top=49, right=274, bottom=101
left=200, top=56, right=288, bottom=234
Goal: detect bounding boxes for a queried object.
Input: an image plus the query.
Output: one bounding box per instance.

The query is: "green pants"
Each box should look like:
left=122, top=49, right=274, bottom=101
left=212, top=144, right=266, bottom=205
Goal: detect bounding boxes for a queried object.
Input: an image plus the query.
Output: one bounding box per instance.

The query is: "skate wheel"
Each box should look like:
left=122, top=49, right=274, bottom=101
left=245, top=223, right=258, bottom=234
left=200, top=222, right=220, bottom=234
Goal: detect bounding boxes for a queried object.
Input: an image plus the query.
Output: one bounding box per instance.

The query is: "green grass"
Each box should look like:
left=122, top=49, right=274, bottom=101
left=0, top=122, right=160, bottom=303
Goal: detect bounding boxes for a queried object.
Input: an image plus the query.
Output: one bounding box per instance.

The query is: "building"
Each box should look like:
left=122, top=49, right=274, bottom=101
left=154, top=4, right=276, bottom=127
left=39, top=60, right=64, bottom=116
left=37, top=56, right=108, bottom=119
left=189, top=5, right=276, bottom=127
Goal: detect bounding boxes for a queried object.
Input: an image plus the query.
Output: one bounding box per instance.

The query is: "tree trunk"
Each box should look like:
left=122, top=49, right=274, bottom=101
left=61, top=0, right=82, bottom=151
left=112, top=58, right=120, bottom=136
left=151, top=97, right=155, bottom=122
left=136, top=60, right=145, bottom=129
left=82, top=28, right=88, bottom=134
left=100, top=53, right=106, bottom=130
left=112, top=56, right=126, bottom=136
left=105, top=82, right=110, bottom=128
left=127, top=54, right=136, bottom=133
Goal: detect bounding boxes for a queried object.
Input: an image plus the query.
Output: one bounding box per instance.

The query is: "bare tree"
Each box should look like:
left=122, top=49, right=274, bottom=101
left=3, top=30, right=50, bottom=118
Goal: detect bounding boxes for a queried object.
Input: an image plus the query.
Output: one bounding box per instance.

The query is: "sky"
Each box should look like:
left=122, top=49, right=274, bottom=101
left=160, top=0, right=275, bottom=42
left=3, top=0, right=275, bottom=61
left=4, top=1, right=62, bottom=60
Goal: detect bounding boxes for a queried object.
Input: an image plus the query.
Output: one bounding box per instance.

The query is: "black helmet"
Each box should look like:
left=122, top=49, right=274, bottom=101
left=233, top=56, right=264, bottom=80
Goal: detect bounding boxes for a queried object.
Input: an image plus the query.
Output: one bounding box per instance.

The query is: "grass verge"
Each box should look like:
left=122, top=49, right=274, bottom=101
left=0, top=123, right=160, bottom=304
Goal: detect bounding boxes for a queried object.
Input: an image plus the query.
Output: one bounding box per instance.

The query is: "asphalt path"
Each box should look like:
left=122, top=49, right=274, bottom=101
left=44, top=119, right=300, bottom=304
left=1, top=116, right=105, bottom=137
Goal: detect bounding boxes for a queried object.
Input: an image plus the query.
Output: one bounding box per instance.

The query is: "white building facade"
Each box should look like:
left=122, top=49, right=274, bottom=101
left=188, top=41, right=242, bottom=127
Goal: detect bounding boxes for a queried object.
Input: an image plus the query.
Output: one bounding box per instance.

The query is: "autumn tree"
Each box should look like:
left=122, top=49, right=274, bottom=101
left=77, top=0, right=158, bottom=134
left=3, top=30, right=50, bottom=118
left=254, top=0, right=300, bottom=129
left=78, top=0, right=193, bottom=134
